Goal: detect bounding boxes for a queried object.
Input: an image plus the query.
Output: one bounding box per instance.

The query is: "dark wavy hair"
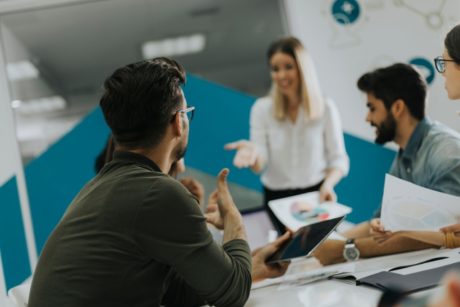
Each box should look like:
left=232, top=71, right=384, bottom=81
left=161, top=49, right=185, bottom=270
left=445, top=24, right=460, bottom=64
left=357, top=63, right=426, bottom=120
left=100, top=57, right=186, bottom=149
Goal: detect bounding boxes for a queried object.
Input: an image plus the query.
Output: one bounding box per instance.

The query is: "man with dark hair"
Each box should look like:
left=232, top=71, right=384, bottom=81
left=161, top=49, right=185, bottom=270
left=28, top=57, right=289, bottom=307
left=313, top=63, right=460, bottom=265
left=357, top=63, right=426, bottom=144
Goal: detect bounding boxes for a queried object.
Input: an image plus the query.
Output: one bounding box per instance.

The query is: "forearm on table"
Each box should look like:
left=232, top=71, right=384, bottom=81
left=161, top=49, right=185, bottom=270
left=398, top=231, right=458, bottom=247
left=342, top=221, right=371, bottom=239
left=396, top=231, right=444, bottom=247
left=313, top=236, right=437, bottom=266
left=356, top=235, right=437, bottom=258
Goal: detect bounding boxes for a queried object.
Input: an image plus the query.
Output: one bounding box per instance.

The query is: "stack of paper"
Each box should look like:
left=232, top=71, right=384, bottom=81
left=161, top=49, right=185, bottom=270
left=381, top=175, right=460, bottom=231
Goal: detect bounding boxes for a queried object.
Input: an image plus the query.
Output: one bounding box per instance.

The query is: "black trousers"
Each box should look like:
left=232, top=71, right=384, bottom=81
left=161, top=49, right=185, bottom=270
left=263, top=181, right=323, bottom=234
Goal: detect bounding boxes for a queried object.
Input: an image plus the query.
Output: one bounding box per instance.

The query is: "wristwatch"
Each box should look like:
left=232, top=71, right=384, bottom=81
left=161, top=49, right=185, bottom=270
left=343, top=238, right=360, bottom=261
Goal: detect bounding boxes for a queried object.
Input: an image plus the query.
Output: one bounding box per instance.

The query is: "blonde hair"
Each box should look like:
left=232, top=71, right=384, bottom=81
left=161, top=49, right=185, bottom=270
left=267, top=37, right=325, bottom=121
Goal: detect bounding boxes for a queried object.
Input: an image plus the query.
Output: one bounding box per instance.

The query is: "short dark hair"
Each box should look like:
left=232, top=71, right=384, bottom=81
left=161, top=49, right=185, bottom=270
left=445, top=24, right=460, bottom=64
left=357, top=63, right=426, bottom=120
left=100, top=57, right=186, bottom=148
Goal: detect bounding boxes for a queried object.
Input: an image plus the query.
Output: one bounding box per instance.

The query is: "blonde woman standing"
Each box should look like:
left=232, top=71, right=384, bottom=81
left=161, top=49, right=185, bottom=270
left=226, top=37, right=349, bottom=232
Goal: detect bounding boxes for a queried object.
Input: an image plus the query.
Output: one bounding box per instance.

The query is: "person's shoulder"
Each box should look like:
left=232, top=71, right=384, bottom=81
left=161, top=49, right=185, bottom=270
left=250, top=96, right=273, bottom=120
left=320, top=97, right=340, bottom=121
left=427, top=121, right=460, bottom=146
left=133, top=174, right=201, bottom=219
left=252, top=96, right=272, bottom=110
left=323, top=97, right=338, bottom=111
left=154, top=175, right=192, bottom=197
left=425, top=121, right=460, bottom=157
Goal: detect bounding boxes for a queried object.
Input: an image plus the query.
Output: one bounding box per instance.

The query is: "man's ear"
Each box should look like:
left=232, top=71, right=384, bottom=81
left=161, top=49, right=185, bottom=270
left=171, top=112, right=183, bottom=137
left=391, top=99, right=405, bottom=119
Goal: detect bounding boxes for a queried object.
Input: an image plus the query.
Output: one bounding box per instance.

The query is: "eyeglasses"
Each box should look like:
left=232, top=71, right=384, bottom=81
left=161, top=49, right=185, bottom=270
left=176, top=106, right=195, bottom=122
left=434, top=56, right=457, bottom=73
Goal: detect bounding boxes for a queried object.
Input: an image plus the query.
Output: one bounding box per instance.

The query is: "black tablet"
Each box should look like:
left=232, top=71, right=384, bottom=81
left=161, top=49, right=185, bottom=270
left=267, top=216, right=345, bottom=263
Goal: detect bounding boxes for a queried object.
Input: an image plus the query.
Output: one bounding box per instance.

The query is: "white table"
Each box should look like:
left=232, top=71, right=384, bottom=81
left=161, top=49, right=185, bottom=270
left=247, top=279, right=382, bottom=307
left=246, top=248, right=460, bottom=307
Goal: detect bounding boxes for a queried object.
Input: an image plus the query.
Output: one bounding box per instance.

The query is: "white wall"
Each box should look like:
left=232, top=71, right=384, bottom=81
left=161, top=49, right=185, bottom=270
left=0, top=26, right=22, bottom=187
left=0, top=20, right=36, bottom=289
left=0, top=252, right=6, bottom=298
left=283, top=0, right=460, bottom=141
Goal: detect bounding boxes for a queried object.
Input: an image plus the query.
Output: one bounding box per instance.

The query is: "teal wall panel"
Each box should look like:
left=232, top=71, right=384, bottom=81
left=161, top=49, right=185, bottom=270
left=25, top=107, right=109, bottom=253
left=0, top=176, right=30, bottom=289
left=336, top=134, right=395, bottom=222
left=184, top=75, right=262, bottom=191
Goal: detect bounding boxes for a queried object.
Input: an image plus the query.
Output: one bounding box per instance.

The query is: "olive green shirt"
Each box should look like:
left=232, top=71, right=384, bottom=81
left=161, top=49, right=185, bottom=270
left=28, top=151, right=252, bottom=307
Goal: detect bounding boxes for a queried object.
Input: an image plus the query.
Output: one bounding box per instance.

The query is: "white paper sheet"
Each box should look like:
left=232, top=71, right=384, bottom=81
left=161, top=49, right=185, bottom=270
left=268, top=192, right=352, bottom=231
left=381, top=174, right=460, bottom=231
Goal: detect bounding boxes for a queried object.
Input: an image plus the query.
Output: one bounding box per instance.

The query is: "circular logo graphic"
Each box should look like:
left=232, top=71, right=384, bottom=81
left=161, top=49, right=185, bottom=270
left=290, top=201, right=330, bottom=223
left=409, top=57, right=435, bottom=85
left=331, top=0, right=361, bottom=25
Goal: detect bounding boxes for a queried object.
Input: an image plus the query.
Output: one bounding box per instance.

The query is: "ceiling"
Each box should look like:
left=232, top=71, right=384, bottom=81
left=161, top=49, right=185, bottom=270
left=0, top=0, right=287, bottom=160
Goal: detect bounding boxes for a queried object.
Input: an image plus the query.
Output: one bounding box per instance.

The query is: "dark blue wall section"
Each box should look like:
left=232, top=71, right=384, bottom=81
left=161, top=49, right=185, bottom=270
left=336, top=134, right=395, bottom=222
left=25, top=108, right=109, bottom=252
left=184, top=75, right=262, bottom=191
left=0, top=176, right=31, bottom=289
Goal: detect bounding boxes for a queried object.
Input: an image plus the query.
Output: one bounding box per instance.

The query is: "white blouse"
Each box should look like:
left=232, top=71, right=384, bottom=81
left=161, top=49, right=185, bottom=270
left=250, top=96, right=349, bottom=190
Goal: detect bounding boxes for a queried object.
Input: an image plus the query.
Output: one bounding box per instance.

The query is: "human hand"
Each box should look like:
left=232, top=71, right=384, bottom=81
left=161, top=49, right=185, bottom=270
left=179, top=177, right=205, bottom=204
left=319, top=183, right=337, bottom=202
left=251, top=232, right=291, bottom=282
left=429, top=272, right=460, bottom=307
left=205, top=191, right=223, bottom=229
left=224, top=140, right=258, bottom=168
left=369, top=218, right=393, bottom=243
left=441, top=223, right=460, bottom=234
left=204, top=169, right=242, bottom=233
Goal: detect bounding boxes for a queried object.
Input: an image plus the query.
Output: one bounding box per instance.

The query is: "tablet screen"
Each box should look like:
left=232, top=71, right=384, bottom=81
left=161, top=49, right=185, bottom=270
left=267, top=216, right=344, bottom=263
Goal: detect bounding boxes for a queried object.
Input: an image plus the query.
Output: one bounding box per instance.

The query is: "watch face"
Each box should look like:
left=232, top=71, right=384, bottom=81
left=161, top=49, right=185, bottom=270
left=344, top=246, right=359, bottom=261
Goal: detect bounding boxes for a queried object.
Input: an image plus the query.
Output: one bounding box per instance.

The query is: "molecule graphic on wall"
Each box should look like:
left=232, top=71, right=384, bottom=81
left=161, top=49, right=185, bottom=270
left=331, top=0, right=361, bottom=25
left=394, top=0, right=447, bottom=30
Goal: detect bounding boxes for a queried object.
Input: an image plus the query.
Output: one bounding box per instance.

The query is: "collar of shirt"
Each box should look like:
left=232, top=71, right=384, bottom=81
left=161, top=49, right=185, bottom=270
left=112, top=151, right=162, bottom=172
left=398, top=118, right=431, bottom=163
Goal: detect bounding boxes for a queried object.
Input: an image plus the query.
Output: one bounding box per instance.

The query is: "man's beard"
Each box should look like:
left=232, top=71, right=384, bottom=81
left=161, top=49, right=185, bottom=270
left=175, top=144, right=187, bottom=162
left=168, top=141, right=187, bottom=178
left=373, top=114, right=396, bottom=145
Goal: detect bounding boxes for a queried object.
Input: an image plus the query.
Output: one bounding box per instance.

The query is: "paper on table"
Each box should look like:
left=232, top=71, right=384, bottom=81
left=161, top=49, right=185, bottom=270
left=251, top=257, right=338, bottom=290
left=331, top=248, right=460, bottom=282
left=380, top=175, right=460, bottom=231
left=268, top=191, right=352, bottom=231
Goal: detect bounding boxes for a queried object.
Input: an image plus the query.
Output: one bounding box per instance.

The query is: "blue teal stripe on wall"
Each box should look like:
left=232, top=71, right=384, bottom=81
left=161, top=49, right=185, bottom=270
left=336, top=134, right=395, bottom=222
left=26, top=107, right=109, bottom=253
left=0, top=176, right=30, bottom=289
left=183, top=74, right=262, bottom=191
